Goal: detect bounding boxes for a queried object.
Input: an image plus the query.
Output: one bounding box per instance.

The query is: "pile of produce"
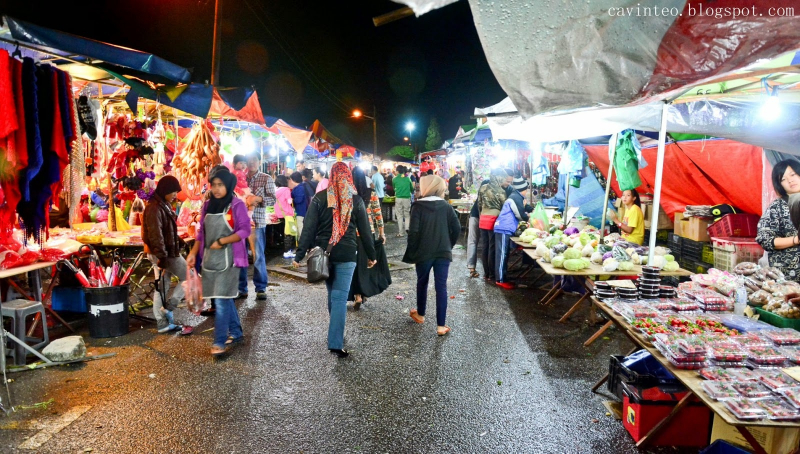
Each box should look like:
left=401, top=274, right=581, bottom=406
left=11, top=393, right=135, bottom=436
left=733, top=263, right=800, bottom=318
left=171, top=123, right=222, bottom=195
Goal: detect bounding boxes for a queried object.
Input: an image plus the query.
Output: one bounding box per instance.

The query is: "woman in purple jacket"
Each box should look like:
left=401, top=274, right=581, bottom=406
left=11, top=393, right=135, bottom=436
left=187, top=167, right=252, bottom=357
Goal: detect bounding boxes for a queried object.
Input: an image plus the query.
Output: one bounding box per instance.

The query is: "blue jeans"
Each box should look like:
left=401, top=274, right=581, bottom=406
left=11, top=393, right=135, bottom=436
left=325, top=261, right=357, bottom=350
left=415, top=258, right=450, bottom=327
left=494, top=232, right=512, bottom=283
left=213, top=297, right=243, bottom=347
left=239, top=226, right=268, bottom=293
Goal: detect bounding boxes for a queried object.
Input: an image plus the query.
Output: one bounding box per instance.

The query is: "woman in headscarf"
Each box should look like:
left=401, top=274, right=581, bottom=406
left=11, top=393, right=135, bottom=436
left=187, top=167, right=252, bottom=357
left=348, top=166, right=391, bottom=309
left=477, top=168, right=510, bottom=281
left=142, top=176, right=193, bottom=335
left=403, top=175, right=461, bottom=336
left=293, top=162, right=377, bottom=358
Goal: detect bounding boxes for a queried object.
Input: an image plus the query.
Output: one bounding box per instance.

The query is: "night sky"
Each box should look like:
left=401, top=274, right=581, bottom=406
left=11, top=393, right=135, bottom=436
left=3, top=0, right=507, bottom=154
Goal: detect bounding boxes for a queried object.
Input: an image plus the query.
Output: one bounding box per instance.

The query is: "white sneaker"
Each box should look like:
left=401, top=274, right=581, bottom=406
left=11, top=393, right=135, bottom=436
left=289, top=250, right=296, bottom=258
left=283, top=252, right=292, bottom=259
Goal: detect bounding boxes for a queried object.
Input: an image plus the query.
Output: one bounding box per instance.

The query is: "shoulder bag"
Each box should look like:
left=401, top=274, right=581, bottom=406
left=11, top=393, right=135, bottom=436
left=306, top=243, right=333, bottom=283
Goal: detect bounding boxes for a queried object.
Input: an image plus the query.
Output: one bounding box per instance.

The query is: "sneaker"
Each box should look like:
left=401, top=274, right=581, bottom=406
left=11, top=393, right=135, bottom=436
left=289, top=250, right=296, bottom=258
left=283, top=251, right=293, bottom=259
left=158, top=323, right=181, bottom=334
left=235, top=292, right=248, bottom=300
left=256, top=292, right=267, bottom=301
left=180, top=326, right=194, bottom=336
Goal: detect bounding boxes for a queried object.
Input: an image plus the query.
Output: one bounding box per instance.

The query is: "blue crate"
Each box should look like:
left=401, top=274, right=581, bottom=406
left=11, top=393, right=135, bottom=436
left=51, top=287, right=87, bottom=313
left=700, top=440, right=751, bottom=454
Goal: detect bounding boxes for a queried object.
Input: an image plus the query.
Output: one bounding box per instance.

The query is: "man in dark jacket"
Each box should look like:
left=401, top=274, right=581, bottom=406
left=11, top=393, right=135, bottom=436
left=142, top=176, right=191, bottom=334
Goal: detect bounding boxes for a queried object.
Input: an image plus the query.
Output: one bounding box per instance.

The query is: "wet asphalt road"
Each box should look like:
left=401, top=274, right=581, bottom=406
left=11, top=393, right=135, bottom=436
left=0, top=221, right=700, bottom=453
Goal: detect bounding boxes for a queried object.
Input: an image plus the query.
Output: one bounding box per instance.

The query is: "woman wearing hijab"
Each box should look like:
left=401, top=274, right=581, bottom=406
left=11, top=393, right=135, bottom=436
left=293, top=162, right=377, bottom=358
left=403, top=175, right=461, bottom=336
left=187, top=167, right=252, bottom=357
left=348, top=166, right=391, bottom=309
left=142, top=176, right=192, bottom=335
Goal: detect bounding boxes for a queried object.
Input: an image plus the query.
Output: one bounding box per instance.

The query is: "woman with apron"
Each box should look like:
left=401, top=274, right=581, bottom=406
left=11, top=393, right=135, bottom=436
left=187, top=168, right=252, bottom=357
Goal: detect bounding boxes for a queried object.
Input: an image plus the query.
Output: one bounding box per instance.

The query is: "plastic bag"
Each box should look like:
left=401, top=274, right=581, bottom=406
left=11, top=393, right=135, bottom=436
left=183, top=266, right=206, bottom=315
left=0, top=250, right=23, bottom=270
left=531, top=202, right=549, bottom=231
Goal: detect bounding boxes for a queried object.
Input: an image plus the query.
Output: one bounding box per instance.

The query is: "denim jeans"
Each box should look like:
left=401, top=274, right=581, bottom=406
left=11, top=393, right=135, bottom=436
left=239, top=226, right=268, bottom=293
left=148, top=255, right=187, bottom=330
left=494, top=232, right=512, bottom=283
left=415, top=258, right=450, bottom=327
left=325, top=261, right=357, bottom=350
left=467, top=217, right=479, bottom=269
left=480, top=228, right=496, bottom=280
left=213, top=297, right=243, bottom=347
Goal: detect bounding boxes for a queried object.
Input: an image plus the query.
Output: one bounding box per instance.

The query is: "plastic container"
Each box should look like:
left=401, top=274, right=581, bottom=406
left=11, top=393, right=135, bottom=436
left=780, top=346, right=800, bottom=364
left=753, top=307, right=800, bottom=330
left=758, top=369, right=798, bottom=391
left=748, top=345, right=788, bottom=365
left=732, top=368, right=760, bottom=382
left=84, top=285, right=130, bottom=338
left=699, top=367, right=740, bottom=381
left=711, top=237, right=765, bottom=272
left=762, top=328, right=800, bottom=345
left=779, top=386, right=800, bottom=409
left=708, top=342, right=748, bottom=362
left=756, top=397, right=800, bottom=421
left=676, top=336, right=707, bottom=355
left=707, top=214, right=761, bottom=238
left=731, top=381, right=772, bottom=398
left=734, top=332, right=772, bottom=348
left=672, top=299, right=700, bottom=312
left=701, top=381, right=741, bottom=400
left=699, top=440, right=752, bottom=454
left=724, top=398, right=768, bottom=420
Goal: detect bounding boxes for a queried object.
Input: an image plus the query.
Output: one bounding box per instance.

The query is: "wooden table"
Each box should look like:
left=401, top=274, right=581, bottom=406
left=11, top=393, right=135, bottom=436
left=510, top=237, right=536, bottom=249
left=592, top=298, right=800, bottom=452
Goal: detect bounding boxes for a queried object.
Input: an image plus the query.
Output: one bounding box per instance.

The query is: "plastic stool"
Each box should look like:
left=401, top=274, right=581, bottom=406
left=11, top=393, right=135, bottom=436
left=2, top=299, right=49, bottom=366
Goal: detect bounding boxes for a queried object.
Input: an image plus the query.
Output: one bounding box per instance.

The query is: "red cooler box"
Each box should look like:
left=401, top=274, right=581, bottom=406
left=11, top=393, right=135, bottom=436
left=622, top=386, right=711, bottom=447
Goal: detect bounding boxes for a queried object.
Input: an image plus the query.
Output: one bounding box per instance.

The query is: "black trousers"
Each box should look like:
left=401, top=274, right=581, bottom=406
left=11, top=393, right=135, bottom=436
left=479, top=228, right=496, bottom=280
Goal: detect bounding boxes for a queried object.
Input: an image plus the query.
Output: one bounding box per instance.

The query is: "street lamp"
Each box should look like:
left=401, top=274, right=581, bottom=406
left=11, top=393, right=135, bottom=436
left=351, top=108, right=378, bottom=159
left=405, top=121, right=415, bottom=133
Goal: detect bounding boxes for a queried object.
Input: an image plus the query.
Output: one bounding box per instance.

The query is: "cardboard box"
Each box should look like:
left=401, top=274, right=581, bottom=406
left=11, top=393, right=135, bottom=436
left=642, top=203, right=674, bottom=230
left=675, top=211, right=711, bottom=242
left=710, top=413, right=800, bottom=454
left=622, top=395, right=711, bottom=447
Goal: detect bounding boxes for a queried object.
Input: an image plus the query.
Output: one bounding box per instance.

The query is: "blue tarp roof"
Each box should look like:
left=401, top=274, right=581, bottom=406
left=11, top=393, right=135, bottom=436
left=4, top=16, right=192, bottom=84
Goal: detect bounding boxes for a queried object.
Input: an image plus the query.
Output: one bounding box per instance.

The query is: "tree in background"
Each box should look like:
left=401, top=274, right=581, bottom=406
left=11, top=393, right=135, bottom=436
left=387, top=145, right=416, bottom=161
left=425, top=118, right=442, bottom=152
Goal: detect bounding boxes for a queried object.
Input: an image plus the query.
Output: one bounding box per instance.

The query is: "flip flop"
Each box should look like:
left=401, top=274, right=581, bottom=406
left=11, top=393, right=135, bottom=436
left=180, top=326, right=194, bottom=336
left=225, top=336, right=245, bottom=346
left=437, top=326, right=451, bottom=336
left=210, top=345, right=227, bottom=357
left=409, top=309, right=424, bottom=324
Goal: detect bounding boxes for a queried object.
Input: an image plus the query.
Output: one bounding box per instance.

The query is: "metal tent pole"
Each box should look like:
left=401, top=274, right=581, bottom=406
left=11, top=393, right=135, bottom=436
left=647, top=103, right=670, bottom=265
left=564, top=174, right=571, bottom=224
left=600, top=133, right=618, bottom=242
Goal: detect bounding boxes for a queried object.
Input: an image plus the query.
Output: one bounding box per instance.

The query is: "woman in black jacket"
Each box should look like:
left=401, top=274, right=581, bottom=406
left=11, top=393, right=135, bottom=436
left=293, top=162, right=377, bottom=358
left=403, top=175, right=461, bottom=336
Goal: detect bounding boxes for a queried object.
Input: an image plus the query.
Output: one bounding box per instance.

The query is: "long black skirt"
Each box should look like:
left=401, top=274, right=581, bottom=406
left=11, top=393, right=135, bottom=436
left=348, top=234, right=391, bottom=300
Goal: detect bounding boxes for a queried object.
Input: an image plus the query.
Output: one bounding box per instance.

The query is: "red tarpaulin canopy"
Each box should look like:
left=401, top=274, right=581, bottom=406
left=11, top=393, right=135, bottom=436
left=584, top=139, right=763, bottom=220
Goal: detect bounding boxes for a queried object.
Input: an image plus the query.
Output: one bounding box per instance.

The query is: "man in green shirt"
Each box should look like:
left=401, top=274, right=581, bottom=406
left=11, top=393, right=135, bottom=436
left=393, top=165, right=414, bottom=236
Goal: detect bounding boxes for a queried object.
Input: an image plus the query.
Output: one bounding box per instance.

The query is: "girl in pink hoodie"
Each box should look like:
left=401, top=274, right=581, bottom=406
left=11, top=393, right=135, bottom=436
left=275, top=175, right=296, bottom=258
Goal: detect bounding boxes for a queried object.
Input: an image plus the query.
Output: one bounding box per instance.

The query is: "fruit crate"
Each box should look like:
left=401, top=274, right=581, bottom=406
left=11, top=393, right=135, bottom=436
left=681, top=238, right=708, bottom=262
left=711, top=237, right=764, bottom=272
left=754, top=307, right=800, bottom=330
left=668, top=232, right=683, bottom=255
left=707, top=214, right=760, bottom=238
left=701, top=243, right=714, bottom=265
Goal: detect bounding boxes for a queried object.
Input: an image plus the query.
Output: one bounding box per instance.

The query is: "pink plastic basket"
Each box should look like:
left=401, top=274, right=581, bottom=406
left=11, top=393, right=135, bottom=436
left=707, top=214, right=760, bottom=238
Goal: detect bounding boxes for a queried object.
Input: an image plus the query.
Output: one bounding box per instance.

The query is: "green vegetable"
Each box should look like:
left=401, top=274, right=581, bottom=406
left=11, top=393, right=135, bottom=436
left=580, top=232, right=590, bottom=246
left=551, top=255, right=565, bottom=268
left=564, top=259, right=586, bottom=271
left=617, top=261, right=634, bottom=271
left=545, top=237, right=561, bottom=248
left=598, top=244, right=612, bottom=253
left=663, top=261, right=680, bottom=272
left=580, top=258, right=591, bottom=268
left=664, top=254, right=675, bottom=262
left=563, top=248, right=581, bottom=260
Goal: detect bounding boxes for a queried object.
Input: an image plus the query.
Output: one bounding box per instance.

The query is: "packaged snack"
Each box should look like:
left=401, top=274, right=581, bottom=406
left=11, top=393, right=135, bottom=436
left=756, top=397, right=800, bottom=421
left=748, top=345, right=789, bottom=365
left=708, top=342, right=748, bottom=362
left=701, top=381, right=741, bottom=400
left=780, top=346, right=800, bottom=364
left=762, top=328, right=800, bottom=346
left=725, top=399, right=768, bottom=420
left=758, top=370, right=798, bottom=391
left=731, top=381, right=773, bottom=398
left=735, top=332, right=772, bottom=348
left=699, top=367, right=740, bottom=381
left=779, top=386, right=800, bottom=409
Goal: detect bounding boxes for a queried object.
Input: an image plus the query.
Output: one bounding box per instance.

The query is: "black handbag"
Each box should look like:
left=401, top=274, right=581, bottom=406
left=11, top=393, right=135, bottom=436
left=306, top=243, right=333, bottom=283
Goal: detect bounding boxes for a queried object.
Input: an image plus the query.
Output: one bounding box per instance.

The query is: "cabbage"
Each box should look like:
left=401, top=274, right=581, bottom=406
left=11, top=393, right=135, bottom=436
left=602, top=251, right=614, bottom=261
left=542, top=249, right=552, bottom=262
left=626, top=247, right=636, bottom=257
left=591, top=252, right=604, bottom=264
left=612, top=246, right=630, bottom=262
left=654, top=246, right=670, bottom=256
left=664, top=254, right=675, bottom=262
left=551, top=255, right=565, bottom=268
left=563, top=248, right=581, bottom=260
left=564, top=226, right=579, bottom=235
left=572, top=241, right=583, bottom=250
left=602, top=259, right=619, bottom=272
left=631, top=253, right=642, bottom=265
left=580, top=258, right=591, bottom=268
left=663, top=261, right=680, bottom=272
left=618, top=261, right=634, bottom=271
left=640, top=255, right=648, bottom=265
left=552, top=243, right=568, bottom=255
left=580, top=232, right=590, bottom=246
left=650, top=255, right=666, bottom=269
left=581, top=244, right=595, bottom=257
left=564, top=259, right=586, bottom=271
left=545, top=236, right=561, bottom=248
left=536, top=244, right=549, bottom=258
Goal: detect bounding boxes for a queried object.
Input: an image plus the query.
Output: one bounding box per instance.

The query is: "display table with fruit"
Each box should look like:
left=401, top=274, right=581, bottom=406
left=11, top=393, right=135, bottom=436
left=592, top=297, right=800, bottom=453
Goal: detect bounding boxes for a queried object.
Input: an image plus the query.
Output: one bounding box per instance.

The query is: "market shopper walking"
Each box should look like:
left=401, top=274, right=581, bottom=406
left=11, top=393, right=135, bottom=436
left=142, top=176, right=192, bottom=335
left=239, top=153, right=275, bottom=301
left=393, top=165, right=414, bottom=236
left=293, top=162, right=377, bottom=358
left=477, top=168, right=509, bottom=281
left=314, top=167, right=329, bottom=193
left=289, top=172, right=309, bottom=239
left=403, top=175, right=461, bottom=336
left=757, top=159, right=800, bottom=279
left=186, top=168, right=252, bottom=357
left=493, top=177, right=531, bottom=289
left=348, top=167, right=390, bottom=309
left=274, top=175, right=297, bottom=259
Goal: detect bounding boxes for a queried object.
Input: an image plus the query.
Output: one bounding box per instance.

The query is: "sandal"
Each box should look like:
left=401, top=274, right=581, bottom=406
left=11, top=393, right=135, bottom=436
left=437, top=326, right=452, bottom=336
left=210, top=345, right=227, bottom=356
left=469, top=270, right=480, bottom=278
left=225, top=336, right=245, bottom=346
left=409, top=309, right=425, bottom=324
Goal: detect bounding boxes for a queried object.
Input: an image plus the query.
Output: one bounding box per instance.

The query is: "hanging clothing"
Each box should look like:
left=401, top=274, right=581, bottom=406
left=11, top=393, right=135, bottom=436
left=20, top=57, right=42, bottom=202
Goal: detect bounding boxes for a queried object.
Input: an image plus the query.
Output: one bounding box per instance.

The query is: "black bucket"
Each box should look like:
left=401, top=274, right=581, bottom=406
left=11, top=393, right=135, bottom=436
left=85, top=285, right=130, bottom=338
